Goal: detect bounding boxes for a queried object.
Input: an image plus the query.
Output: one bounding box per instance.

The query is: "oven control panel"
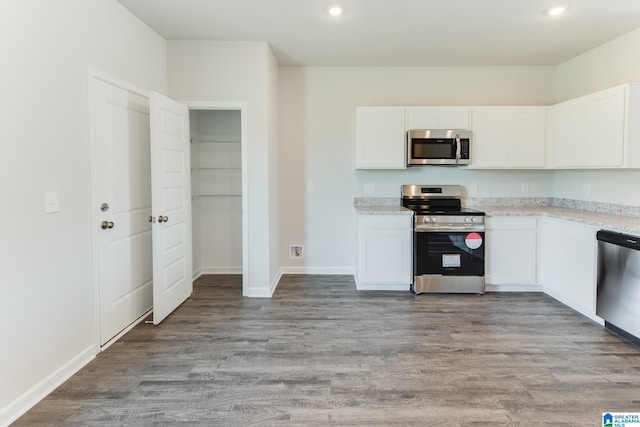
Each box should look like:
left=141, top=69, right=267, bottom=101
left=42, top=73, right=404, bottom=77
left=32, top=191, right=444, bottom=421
left=415, top=214, right=485, bottom=232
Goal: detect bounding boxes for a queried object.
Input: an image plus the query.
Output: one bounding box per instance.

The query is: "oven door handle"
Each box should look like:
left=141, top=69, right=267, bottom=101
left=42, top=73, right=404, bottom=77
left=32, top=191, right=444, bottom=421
left=415, top=224, right=485, bottom=232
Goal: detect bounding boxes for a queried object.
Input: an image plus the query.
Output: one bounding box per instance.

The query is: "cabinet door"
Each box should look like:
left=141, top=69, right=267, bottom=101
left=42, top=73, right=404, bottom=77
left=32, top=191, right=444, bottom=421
left=471, top=108, right=509, bottom=167
left=356, top=216, right=412, bottom=289
left=486, top=217, right=537, bottom=286
left=583, top=87, right=625, bottom=167
left=405, top=107, right=438, bottom=129
left=540, top=218, right=597, bottom=318
left=509, top=108, right=546, bottom=168
left=356, top=107, right=406, bottom=169
left=438, top=108, right=471, bottom=130
left=472, top=107, right=546, bottom=168
left=552, top=102, right=585, bottom=168
left=406, top=107, right=470, bottom=130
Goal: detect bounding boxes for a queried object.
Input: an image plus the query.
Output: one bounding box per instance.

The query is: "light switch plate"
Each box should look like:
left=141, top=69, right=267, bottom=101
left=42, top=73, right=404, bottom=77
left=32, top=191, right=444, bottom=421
left=45, top=191, right=59, bottom=213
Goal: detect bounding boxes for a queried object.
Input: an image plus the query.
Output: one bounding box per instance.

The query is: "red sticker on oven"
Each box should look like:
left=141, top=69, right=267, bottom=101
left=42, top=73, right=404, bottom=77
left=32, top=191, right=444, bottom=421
left=465, top=232, right=483, bottom=249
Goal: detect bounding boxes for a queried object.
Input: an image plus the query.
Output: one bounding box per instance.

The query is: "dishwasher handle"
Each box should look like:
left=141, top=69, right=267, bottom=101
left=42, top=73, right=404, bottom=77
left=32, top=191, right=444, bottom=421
left=597, top=230, right=640, bottom=250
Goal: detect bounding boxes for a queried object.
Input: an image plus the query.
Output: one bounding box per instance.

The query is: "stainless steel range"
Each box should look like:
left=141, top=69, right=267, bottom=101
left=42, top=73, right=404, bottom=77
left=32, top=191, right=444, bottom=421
left=401, top=185, right=486, bottom=294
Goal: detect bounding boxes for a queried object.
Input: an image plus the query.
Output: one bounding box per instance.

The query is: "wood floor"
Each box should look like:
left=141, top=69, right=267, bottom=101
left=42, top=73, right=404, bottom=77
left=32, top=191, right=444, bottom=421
left=14, top=275, right=640, bottom=426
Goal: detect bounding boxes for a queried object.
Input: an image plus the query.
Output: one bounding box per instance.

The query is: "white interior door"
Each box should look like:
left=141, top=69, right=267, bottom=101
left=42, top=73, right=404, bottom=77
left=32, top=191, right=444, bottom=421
left=150, top=92, right=193, bottom=324
left=93, top=78, right=153, bottom=346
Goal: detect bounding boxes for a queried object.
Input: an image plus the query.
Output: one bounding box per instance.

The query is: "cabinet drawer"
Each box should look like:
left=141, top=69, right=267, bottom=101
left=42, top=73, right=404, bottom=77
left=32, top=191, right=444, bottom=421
left=486, top=216, right=537, bottom=230
left=358, top=215, right=412, bottom=229
left=541, top=217, right=596, bottom=245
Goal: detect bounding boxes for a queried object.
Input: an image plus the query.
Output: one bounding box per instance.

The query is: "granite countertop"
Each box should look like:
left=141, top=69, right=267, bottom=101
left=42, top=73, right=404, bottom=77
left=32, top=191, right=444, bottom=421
left=482, top=206, right=640, bottom=236
left=355, top=205, right=414, bottom=215
left=354, top=197, right=413, bottom=215
left=354, top=197, right=640, bottom=235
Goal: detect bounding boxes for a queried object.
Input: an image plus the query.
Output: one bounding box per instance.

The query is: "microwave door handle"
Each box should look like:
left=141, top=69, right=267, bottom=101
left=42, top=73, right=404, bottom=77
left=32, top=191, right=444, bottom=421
left=455, top=134, right=461, bottom=163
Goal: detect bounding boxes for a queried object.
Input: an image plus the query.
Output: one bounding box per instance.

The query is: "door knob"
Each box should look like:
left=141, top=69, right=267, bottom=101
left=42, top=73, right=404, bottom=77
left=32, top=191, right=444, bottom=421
left=158, top=215, right=169, bottom=223
left=148, top=216, right=156, bottom=223
left=100, top=221, right=114, bottom=230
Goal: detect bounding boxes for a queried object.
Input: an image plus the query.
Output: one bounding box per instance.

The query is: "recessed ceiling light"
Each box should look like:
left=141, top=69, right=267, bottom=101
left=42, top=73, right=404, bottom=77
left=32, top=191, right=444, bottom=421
left=328, top=5, right=343, bottom=16
left=547, top=5, right=568, bottom=16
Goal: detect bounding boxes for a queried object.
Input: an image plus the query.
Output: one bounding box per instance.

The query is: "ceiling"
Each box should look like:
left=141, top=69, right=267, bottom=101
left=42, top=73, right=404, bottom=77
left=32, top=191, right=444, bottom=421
left=116, top=0, right=640, bottom=66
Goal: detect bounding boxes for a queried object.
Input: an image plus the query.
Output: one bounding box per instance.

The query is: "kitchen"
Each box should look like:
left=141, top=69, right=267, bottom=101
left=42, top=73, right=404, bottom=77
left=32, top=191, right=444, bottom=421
left=4, top=1, right=640, bottom=425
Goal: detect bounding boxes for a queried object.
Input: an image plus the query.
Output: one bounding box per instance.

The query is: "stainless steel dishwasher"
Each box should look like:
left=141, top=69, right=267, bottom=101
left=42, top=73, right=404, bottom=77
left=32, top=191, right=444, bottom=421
left=596, top=230, right=640, bottom=341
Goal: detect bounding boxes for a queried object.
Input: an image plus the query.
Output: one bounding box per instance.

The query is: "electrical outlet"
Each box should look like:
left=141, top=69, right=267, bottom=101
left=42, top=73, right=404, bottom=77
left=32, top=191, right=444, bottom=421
left=469, top=183, right=477, bottom=194
left=520, top=183, right=529, bottom=194
left=582, top=184, right=591, bottom=196
left=307, top=182, right=314, bottom=192
left=364, top=183, right=375, bottom=194
left=289, top=244, right=304, bottom=260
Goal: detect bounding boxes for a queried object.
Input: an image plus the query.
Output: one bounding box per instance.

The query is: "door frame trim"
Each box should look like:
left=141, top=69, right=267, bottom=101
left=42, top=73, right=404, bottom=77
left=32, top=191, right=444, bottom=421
left=87, top=67, right=150, bottom=353
left=184, top=101, right=249, bottom=296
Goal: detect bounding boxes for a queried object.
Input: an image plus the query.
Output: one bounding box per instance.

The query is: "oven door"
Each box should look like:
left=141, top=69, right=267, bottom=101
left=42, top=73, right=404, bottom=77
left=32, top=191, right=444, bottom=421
left=413, top=230, right=485, bottom=294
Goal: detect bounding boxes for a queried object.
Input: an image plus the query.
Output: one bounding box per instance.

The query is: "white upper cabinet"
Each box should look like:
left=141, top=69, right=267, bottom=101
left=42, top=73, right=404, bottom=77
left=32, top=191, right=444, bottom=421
left=405, top=107, right=471, bottom=130
left=471, top=107, right=546, bottom=168
left=355, top=85, right=640, bottom=170
left=550, top=85, right=627, bottom=168
left=356, top=107, right=406, bottom=169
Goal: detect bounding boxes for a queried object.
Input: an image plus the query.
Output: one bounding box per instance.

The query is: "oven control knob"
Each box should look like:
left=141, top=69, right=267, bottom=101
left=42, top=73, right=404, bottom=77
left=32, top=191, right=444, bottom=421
left=464, top=217, right=472, bottom=223
left=431, top=216, right=437, bottom=223
left=472, top=217, right=481, bottom=223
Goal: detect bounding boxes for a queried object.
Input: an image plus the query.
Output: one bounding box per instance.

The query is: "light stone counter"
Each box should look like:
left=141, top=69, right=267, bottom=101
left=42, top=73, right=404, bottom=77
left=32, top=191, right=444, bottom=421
left=480, top=206, right=640, bottom=236
left=354, top=197, right=413, bottom=215
left=354, top=196, right=640, bottom=235
left=355, top=205, right=413, bottom=215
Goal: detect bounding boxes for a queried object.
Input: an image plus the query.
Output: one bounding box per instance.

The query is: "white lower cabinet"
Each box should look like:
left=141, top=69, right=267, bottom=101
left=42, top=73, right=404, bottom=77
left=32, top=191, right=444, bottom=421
left=356, top=215, right=412, bottom=290
left=539, top=217, right=598, bottom=320
left=486, top=216, right=539, bottom=290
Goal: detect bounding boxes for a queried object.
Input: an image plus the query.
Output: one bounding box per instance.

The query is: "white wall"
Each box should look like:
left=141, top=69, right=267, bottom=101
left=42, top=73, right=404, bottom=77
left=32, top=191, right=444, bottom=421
left=0, top=1, right=167, bottom=424
left=554, top=27, right=640, bottom=206
left=267, top=49, right=281, bottom=282
left=168, top=41, right=280, bottom=296
left=556, top=27, right=640, bottom=102
left=278, top=66, right=557, bottom=270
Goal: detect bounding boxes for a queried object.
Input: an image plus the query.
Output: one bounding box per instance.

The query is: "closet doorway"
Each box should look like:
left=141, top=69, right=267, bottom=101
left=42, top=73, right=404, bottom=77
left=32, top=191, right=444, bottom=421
left=90, top=70, right=248, bottom=348
left=188, top=106, right=247, bottom=285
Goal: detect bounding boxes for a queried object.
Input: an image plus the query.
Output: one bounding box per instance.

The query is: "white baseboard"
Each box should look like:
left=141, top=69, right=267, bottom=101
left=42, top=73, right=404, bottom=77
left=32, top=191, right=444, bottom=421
left=279, top=266, right=355, bottom=275
left=1, top=345, right=95, bottom=427
left=485, top=284, right=544, bottom=292
left=270, top=268, right=283, bottom=296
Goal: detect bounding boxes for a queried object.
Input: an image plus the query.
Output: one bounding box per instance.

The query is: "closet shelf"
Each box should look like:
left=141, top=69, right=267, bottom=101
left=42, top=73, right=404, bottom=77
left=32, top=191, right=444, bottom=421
left=192, top=167, right=242, bottom=171
left=193, top=194, right=242, bottom=199
left=190, top=134, right=241, bottom=144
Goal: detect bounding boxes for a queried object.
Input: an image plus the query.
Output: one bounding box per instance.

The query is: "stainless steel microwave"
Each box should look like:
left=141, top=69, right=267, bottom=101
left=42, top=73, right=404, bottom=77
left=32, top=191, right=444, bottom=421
left=407, top=129, right=472, bottom=166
